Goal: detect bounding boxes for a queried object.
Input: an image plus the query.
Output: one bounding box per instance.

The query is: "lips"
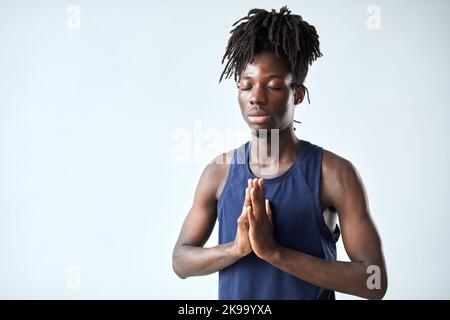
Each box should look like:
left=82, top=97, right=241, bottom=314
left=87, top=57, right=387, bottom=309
left=248, top=114, right=271, bottom=124
left=247, top=111, right=271, bottom=117
left=247, top=108, right=272, bottom=124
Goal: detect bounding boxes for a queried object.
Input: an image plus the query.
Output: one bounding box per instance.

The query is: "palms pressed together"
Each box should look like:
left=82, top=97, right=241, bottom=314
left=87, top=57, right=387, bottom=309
left=234, top=178, right=280, bottom=260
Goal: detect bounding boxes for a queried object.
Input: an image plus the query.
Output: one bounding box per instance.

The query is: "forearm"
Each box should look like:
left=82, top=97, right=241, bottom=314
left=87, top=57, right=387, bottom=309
left=265, top=245, right=387, bottom=299
left=172, top=241, right=241, bottom=279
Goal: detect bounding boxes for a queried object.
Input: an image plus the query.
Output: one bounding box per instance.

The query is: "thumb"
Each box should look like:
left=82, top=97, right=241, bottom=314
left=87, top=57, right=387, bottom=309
left=247, top=205, right=255, bottom=224
left=265, top=199, right=273, bottom=224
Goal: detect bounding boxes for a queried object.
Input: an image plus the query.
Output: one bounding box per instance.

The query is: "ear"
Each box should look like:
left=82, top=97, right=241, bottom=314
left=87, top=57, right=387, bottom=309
left=294, top=85, right=305, bottom=105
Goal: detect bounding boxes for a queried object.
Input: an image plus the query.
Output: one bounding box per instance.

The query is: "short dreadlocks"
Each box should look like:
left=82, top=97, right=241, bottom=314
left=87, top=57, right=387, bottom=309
left=219, top=6, right=322, bottom=89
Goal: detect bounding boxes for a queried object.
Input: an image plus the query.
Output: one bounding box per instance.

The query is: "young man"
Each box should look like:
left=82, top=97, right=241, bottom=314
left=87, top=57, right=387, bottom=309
left=172, top=7, right=387, bottom=300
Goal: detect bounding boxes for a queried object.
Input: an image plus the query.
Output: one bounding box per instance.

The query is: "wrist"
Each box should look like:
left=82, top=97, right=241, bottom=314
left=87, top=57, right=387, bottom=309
left=261, top=242, right=283, bottom=264
left=229, top=240, right=245, bottom=258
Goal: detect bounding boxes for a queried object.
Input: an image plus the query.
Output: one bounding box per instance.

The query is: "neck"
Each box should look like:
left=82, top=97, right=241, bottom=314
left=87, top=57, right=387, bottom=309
left=249, top=125, right=300, bottom=166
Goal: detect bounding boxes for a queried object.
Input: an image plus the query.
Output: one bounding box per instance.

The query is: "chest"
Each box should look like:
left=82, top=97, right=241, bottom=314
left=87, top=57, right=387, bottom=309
left=248, top=162, right=293, bottom=180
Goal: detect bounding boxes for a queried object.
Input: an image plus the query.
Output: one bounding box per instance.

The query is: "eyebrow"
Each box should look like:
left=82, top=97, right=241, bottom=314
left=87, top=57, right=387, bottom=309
left=241, top=74, right=284, bottom=80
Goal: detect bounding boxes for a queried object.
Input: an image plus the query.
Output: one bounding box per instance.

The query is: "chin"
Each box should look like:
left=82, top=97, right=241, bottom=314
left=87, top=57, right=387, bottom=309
left=250, top=124, right=279, bottom=135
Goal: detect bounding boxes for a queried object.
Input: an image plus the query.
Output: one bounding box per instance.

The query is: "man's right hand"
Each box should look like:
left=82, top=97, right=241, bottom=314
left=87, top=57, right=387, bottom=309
left=232, top=180, right=253, bottom=257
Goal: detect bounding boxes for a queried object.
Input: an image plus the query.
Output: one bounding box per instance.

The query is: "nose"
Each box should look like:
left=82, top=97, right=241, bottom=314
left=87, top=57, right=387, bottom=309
left=249, top=85, right=267, bottom=106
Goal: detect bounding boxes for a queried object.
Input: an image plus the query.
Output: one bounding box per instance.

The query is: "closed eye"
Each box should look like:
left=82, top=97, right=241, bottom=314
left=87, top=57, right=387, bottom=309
left=237, top=84, right=282, bottom=91
left=237, top=84, right=252, bottom=91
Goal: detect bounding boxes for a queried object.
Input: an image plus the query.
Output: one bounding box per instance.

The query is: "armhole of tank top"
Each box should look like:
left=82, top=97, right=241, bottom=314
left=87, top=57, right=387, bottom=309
left=216, top=149, right=236, bottom=221
left=313, top=147, right=340, bottom=243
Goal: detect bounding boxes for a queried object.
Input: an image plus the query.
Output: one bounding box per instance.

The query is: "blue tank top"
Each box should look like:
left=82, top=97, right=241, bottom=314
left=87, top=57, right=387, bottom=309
left=217, top=139, right=340, bottom=300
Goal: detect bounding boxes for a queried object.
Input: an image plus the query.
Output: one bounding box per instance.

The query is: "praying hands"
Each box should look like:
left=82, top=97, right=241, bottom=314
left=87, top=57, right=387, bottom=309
left=232, top=178, right=280, bottom=260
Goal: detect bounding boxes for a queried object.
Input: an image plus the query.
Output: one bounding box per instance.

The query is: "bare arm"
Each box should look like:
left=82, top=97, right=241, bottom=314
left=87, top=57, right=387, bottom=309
left=248, top=152, right=388, bottom=299
left=172, top=154, right=251, bottom=279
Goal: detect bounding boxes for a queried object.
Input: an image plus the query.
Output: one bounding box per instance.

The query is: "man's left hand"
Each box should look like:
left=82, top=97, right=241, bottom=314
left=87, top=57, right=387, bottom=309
left=247, top=178, right=279, bottom=260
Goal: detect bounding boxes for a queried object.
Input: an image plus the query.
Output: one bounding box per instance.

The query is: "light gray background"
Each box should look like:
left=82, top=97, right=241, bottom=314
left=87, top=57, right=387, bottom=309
left=1, top=0, right=449, bottom=299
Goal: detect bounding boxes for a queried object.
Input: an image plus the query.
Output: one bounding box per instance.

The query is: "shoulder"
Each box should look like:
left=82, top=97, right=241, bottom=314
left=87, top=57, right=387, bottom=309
left=202, top=149, right=236, bottom=201
left=322, top=149, right=356, bottom=181
left=321, top=148, right=363, bottom=206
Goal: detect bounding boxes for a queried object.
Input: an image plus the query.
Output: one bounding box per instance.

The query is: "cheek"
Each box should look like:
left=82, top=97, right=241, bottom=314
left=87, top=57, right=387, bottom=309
left=272, top=92, right=293, bottom=114
left=237, top=90, right=248, bottom=104
left=237, top=93, right=247, bottom=117
left=237, top=91, right=251, bottom=114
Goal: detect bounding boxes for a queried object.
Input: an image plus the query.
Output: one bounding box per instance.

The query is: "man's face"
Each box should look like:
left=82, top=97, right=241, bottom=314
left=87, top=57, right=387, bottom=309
left=237, top=52, right=304, bottom=132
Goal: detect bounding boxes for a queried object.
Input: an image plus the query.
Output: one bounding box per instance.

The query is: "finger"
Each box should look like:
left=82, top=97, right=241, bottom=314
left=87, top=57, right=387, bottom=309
left=242, top=213, right=249, bottom=228
left=253, top=178, right=259, bottom=193
left=239, top=203, right=249, bottom=217
left=239, top=214, right=249, bottom=230
left=253, top=179, right=264, bottom=205
left=237, top=215, right=243, bottom=227
left=247, top=205, right=255, bottom=224
left=243, top=187, right=251, bottom=208
left=250, top=187, right=262, bottom=218
left=240, top=197, right=248, bottom=219
left=265, top=199, right=273, bottom=224
left=258, top=178, right=265, bottom=197
left=253, top=178, right=258, bottom=197
left=248, top=178, right=254, bottom=190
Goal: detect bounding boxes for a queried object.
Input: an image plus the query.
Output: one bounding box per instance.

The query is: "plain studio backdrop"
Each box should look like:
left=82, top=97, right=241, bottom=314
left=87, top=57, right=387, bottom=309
left=0, top=0, right=449, bottom=299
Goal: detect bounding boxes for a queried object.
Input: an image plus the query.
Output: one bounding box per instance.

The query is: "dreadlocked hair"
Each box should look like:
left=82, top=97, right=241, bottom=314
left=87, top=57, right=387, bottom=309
left=219, top=6, right=322, bottom=87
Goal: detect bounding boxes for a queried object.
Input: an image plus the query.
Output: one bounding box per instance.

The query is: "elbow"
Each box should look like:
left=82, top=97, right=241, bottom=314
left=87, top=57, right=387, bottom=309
left=357, top=261, right=388, bottom=300
left=172, top=248, right=188, bottom=279
left=364, top=286, right=387, bottom=300
left=363, top=273, right=388, bottom=300
left=172, top=260, right=187, bottom=279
